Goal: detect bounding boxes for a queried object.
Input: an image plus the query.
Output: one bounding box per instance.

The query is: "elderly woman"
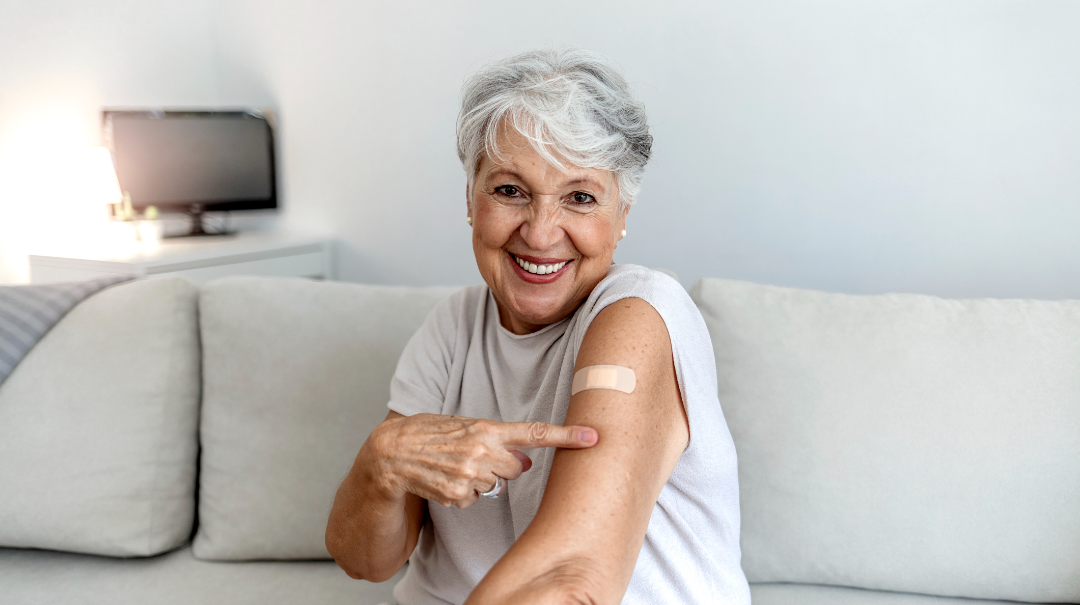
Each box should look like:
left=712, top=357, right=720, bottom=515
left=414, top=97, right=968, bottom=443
left=326, top=49, right=749, bottom=604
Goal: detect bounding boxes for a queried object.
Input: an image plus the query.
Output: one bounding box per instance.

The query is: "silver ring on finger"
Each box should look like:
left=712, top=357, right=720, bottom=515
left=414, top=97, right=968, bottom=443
left=477, top=476, right=504, bottom=499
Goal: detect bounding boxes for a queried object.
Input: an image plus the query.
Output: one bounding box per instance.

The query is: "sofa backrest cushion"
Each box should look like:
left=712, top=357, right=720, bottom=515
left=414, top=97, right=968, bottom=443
left=193, top=276, right=457, bottom=560
left=0, top=278, right=201, bottom=557
left=691, top=278, right=1080, bottom=602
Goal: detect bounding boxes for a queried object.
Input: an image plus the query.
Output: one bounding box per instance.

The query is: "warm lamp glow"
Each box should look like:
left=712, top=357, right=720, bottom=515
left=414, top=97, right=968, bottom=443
left=0, top=115, right=120, bottom=280
left=0, top=144, right=123, bottom=260
left=80, top=147, right=123, bottom=206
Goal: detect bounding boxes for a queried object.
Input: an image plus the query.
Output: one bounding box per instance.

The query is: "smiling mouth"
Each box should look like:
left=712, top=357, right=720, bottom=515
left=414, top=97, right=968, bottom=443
left=509, top=253, right=570, bottom=276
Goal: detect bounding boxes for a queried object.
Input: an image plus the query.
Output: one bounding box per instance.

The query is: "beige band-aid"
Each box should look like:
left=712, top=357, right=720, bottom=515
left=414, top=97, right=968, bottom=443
left=571, top=365, right=636, bottom=396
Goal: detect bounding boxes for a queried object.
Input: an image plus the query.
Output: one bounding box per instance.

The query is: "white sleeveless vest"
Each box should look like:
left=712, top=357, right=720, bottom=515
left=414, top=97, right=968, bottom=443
left=387, top=264, right=750, bottom=604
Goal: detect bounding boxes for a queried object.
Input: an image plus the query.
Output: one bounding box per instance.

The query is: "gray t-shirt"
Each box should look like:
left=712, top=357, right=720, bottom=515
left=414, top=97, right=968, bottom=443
left=388, top=264, right=750, bottom=604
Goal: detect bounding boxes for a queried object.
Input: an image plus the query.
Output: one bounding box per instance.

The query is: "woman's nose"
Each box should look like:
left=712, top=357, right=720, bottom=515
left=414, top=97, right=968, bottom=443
left=520, top=207, right=562, bottom=251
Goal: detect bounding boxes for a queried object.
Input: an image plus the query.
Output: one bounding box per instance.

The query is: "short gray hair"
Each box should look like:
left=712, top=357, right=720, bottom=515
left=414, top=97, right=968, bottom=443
left=457, top=48, right=653, bottom=210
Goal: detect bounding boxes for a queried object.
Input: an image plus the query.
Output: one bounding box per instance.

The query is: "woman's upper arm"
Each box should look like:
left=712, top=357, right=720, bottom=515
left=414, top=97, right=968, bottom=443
left=466, top=297, right=689, bottom=604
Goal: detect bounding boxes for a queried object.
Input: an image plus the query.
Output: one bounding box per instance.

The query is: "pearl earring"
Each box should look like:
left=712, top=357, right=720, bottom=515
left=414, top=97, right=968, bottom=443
left=466, top=216, right=473, bottom=226
left=620, top=229, right=626, bottom=238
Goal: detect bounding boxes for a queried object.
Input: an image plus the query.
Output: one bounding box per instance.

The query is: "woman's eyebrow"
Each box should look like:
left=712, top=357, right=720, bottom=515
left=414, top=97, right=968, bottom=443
left=486, top=169, right=524, bottom=183
left=563, top=177, right=605, bottom=191
left=485, top=170, right=605, bottom=192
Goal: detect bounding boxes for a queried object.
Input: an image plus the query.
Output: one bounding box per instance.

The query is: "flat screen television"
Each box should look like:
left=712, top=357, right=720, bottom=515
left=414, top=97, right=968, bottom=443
left=103, top=109, right=277, bottom=237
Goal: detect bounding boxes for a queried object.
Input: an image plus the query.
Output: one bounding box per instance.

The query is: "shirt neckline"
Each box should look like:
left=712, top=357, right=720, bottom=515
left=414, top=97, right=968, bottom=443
left=487, top=289, right=574, bottom=341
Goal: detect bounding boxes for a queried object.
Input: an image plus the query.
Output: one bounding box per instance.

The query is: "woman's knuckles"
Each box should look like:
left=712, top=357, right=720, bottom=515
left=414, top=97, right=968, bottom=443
left=444, top=483, right=473, bottom=502
left=465, top=442, right=490, bottom=461
left=455, top=496, right=480, bottom=509
left=470, top=417, right=497, bottom=433
left=501, top=468, right=523, bottom=481
left=525, top=422, right=554, bottom=443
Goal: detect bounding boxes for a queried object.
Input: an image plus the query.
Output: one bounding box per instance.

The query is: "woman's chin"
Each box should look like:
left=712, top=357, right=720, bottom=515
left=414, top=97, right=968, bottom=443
left=488, top=260, right=593, bottom=332
left=507, top=299, right=565, bottom=326
left=499, top=287, right=577, bottom=331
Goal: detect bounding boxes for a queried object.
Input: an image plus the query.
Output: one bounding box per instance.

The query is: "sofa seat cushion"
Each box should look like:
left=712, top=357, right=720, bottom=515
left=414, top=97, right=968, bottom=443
left=691, top=278, right=1080, bottom=603
left=0, top=278, right=201, bottom=557
left=751, top=583, right=1031, bottom=605
left=0, top=546, right=400, bottom=604
left=194, top=277, right=458, bottom=560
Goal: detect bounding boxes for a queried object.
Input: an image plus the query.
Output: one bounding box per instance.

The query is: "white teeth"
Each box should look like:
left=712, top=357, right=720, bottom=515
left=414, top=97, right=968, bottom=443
left=514, top=255, right=568, bottom=275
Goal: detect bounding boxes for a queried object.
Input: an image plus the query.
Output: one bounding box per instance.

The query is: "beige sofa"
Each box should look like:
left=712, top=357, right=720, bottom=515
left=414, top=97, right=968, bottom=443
left=0, top=275, right=1077, bottom=604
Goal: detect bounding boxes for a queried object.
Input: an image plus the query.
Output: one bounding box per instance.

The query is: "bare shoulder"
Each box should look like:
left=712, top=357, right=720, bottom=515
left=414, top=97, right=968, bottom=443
left=572, top=296, right=688, bottom=454
left=578, top=297, right=671, bottom=367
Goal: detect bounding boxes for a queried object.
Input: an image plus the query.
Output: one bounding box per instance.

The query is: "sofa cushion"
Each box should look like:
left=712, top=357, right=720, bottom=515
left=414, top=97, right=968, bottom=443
left=0, top=278, right=201, bottom=557
left=0, top=546, right=400, bottom=605
left=750, top=582, right=1021, bottom=605
left=193, top=276, right=457, bottom=560
left=0, top=275, right=132, bottom=386
left=691, top=278, right=1080, bottom=603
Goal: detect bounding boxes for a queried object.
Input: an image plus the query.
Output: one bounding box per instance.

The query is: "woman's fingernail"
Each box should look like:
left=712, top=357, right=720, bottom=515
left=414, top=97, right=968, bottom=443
left=578, top=430, right=595, bottom=443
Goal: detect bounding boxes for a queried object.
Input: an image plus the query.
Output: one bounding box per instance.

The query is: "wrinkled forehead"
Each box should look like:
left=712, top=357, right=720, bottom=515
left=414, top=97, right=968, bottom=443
left=478, top=122, right=616, bottom=190
left=477, top=157, right=616, bottom=199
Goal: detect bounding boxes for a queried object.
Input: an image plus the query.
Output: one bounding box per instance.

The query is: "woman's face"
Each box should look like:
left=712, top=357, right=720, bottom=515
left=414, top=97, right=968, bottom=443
left=469, top=126, right=627, bottom=335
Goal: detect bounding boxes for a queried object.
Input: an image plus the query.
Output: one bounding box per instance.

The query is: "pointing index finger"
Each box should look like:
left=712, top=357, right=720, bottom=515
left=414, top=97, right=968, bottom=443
left=500, top=422, right=598, bottom=449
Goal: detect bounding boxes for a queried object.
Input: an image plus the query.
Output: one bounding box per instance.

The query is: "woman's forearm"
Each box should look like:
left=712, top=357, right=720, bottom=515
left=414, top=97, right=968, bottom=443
left=466, top=553, right=606, bottom=605
left=326, top=433, right=424, bottom=582
left=327, top=411, right=598, bottom=585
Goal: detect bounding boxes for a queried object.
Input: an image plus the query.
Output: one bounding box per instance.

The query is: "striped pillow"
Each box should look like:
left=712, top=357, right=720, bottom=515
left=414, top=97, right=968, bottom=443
left=0, top=275, right=132, bottom=386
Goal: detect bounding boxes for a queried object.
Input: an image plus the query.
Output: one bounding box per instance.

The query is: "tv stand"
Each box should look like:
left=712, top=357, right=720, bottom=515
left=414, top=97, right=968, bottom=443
left=166, top=205, right=236, bottom=239
left=29, top=234, right=334, bottom=284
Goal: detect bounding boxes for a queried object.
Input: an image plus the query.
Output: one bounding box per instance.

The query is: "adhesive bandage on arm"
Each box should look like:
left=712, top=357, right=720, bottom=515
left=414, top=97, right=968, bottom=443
left=570, top=365, right=636, bottom=396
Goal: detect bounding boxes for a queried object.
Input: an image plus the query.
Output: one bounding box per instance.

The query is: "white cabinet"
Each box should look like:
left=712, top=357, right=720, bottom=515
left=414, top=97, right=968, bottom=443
left=29, top=235, right=334, bottom=284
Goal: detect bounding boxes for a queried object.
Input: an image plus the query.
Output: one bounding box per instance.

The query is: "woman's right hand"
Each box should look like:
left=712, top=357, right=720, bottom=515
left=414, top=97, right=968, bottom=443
left=362, top=413, right=599, bottom=509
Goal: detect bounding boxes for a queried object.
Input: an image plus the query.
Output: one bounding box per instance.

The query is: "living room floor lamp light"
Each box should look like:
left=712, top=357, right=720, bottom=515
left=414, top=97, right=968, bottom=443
left=37, top=147, right=124, bottom=256
left=79, top=146, right=160, bottom=252
left=84, top=147, right=123, bottom=210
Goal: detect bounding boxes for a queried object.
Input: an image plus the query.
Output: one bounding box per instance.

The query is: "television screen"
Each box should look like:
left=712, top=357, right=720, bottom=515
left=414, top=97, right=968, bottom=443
left=103, top=110, right=276, bottom=213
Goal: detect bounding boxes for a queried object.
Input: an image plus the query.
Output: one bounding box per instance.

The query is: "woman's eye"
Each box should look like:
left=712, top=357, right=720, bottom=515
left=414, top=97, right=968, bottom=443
left=570, top=192, right=595, bottom=205
left=495, top=185, right=521, bottom=197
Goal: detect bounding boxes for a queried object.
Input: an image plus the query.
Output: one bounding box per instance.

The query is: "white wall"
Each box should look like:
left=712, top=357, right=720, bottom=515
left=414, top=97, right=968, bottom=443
left=0, top=0, right=224, bottom=282
left=2, top=1, right=1079, bottom=299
